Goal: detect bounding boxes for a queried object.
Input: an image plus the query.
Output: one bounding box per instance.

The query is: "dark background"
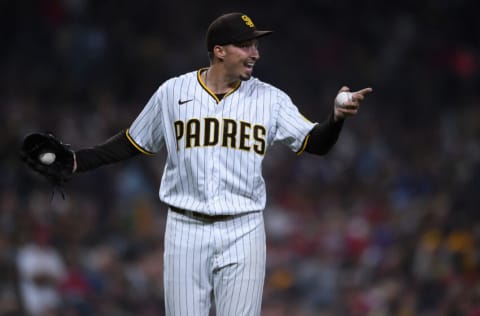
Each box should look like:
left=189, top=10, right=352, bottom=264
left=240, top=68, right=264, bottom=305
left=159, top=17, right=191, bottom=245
left=1, top=0, right=479, bottom=315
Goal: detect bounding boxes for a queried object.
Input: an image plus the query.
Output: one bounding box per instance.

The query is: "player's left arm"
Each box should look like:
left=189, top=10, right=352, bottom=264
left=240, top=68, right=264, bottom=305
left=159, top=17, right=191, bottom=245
left=303, top=111, right=343, bottom=155
left=304, top=86, right=372, bottom=155
left=333, top=86, right=373, bottom=121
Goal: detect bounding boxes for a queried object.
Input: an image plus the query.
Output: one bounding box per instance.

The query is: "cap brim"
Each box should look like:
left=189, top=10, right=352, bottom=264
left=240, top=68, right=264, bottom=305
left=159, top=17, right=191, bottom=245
left=253, top=30, right=273, bottom=38
left=235, top=30, right=273, bottom=44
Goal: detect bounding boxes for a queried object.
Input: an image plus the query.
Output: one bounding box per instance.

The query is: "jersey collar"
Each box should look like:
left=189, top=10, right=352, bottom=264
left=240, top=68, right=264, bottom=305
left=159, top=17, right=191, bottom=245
left=197, top=68, right=241, bottom=103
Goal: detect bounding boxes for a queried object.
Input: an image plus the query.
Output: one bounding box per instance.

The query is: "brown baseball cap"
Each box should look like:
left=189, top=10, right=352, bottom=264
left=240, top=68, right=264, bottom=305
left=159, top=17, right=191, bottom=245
left=206, top=12, right=273, bottom=52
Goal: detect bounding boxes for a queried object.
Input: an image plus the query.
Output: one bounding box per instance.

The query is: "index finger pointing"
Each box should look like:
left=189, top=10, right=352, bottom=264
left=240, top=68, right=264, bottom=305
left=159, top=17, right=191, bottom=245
left=355, top=87, right=373, bottom=96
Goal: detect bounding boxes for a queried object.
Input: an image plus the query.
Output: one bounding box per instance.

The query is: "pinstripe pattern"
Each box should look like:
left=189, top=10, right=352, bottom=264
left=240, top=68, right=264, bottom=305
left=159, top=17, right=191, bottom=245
left=128, top=69, right=316, bottom=214
left=164, top=208, right=265, bottom=316
left=127, top=68, right=316, bottom=315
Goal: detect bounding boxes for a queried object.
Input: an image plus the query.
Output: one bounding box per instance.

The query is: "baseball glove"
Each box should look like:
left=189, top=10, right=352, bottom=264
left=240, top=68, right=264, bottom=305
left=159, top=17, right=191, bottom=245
left=20, top=133, right=75, bottom=188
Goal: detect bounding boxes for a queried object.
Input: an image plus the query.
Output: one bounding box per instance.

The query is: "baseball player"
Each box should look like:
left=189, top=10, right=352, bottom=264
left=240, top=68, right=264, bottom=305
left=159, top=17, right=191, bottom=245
left=69, top=12, right=372, bottom=316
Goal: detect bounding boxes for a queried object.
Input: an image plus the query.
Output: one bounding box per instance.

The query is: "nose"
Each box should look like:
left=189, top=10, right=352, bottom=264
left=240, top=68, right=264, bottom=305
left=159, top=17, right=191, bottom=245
left=250, top=45, right=260, bottom=59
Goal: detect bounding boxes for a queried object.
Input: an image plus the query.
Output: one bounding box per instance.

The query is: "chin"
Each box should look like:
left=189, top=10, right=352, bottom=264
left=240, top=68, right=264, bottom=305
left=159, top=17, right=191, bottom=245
left=240, top=73, right=252, bottom=81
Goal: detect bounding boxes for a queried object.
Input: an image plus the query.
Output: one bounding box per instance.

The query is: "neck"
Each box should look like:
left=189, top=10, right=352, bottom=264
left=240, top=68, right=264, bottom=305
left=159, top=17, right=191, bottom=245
left=204, top=67, right=239, bottom=94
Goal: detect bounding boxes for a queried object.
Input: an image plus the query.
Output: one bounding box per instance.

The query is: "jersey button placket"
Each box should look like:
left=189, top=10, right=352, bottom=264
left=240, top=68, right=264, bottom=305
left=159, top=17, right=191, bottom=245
left=205, top=102, right=221, bottom=210
left=207, top=101, right=224, bottom=210
left=211, top=144, right=221, bottom=207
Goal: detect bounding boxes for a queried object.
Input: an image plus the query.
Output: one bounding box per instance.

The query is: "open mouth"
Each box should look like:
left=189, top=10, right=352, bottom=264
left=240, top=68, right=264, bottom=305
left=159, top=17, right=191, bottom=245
left=244, top=61, right=255, bottom=74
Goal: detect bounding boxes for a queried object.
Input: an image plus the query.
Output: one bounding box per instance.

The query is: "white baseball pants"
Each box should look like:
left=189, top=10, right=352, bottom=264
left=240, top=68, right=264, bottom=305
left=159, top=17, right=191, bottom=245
left=164, top=208, right=266, bottom=316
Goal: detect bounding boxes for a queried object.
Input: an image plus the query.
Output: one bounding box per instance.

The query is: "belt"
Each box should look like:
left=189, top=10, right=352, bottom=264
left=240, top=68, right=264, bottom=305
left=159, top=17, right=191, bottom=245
left=169, top=206, right=235, bottom=221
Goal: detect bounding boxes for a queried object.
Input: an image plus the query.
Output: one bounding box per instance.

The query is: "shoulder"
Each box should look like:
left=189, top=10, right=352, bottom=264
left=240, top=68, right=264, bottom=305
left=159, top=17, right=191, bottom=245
left=158, top=70, right=198, bottom=91
left=243, top=77, right=286, bottom=95
left=243, top=77, right=291, bottom=103
left=173, top=70, right=198, bottom=82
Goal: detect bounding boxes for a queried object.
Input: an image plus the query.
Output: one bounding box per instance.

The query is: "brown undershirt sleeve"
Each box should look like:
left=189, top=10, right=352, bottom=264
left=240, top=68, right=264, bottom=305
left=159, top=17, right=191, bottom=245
left=75, top=130, right=141, bottom=172
left=304, top=112, right=344, bottom=155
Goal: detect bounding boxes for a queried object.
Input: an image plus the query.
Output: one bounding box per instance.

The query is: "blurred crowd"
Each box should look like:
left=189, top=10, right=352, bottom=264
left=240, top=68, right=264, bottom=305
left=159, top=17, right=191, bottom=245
left=1, top=0, right=479, bottom=315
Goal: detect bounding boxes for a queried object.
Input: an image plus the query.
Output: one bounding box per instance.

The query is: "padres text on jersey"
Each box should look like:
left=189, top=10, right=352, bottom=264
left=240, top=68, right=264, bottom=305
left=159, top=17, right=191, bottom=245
left=127, top=68, right=316, bottom=214
left=174, top=118, right=266, bottom=155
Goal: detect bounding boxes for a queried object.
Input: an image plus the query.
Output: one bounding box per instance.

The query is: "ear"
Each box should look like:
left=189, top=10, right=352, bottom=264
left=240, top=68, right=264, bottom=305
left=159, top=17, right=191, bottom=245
left=213, top=45, right=226, bottom=61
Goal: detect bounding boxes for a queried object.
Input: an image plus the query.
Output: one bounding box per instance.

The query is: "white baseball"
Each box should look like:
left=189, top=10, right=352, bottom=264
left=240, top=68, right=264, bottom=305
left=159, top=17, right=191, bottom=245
left=335, top=91, right=352, bottom=107
left=39, top=152, right=56, bottom=165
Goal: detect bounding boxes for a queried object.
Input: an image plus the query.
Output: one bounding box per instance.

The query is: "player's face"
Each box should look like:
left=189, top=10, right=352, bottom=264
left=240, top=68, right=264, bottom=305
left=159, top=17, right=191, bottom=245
left=223, top=39, right=260, bottom=81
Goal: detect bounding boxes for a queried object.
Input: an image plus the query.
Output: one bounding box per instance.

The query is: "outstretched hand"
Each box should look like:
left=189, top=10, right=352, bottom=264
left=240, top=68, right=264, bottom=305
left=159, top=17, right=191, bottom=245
left=334, top=86, right=373, bottom=121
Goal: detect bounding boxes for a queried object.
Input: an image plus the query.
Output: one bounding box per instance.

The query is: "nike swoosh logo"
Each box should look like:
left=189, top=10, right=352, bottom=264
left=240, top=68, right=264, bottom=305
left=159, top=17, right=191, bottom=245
left=178, top=98, right=193, bottom=105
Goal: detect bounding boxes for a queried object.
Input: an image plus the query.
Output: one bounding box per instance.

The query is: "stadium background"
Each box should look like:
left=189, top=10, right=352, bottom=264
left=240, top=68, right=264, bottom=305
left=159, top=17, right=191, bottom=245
left=1, top=0, right=479, bottom=315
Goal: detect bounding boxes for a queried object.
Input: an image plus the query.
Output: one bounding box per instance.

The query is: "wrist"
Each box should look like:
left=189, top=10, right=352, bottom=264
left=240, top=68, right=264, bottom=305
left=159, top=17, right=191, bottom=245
left=333, top=110, right=344, bottom=123
left=72, top=152, right=77, bottom=173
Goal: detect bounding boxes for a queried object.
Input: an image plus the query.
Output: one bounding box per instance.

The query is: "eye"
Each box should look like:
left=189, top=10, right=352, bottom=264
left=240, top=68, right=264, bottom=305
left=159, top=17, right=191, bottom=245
left=236, top=42, right=250, bottom=48
left=235, top=40, right=259, bottom=49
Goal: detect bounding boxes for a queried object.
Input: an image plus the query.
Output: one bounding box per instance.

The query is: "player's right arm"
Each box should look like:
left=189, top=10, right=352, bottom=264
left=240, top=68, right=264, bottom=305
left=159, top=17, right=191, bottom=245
left=73, top=84, right=166, bottom=173
left=73, top=130, right=143, bottom=172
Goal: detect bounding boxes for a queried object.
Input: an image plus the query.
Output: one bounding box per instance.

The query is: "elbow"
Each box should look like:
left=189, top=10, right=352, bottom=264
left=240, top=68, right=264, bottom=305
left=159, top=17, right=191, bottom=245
left=304, top=144, right=334, bottom=156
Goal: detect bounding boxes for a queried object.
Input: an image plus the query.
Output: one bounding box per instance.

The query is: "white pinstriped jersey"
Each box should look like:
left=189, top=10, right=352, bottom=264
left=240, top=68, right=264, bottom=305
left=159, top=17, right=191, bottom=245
left=127, top=68, right=316, bottom=215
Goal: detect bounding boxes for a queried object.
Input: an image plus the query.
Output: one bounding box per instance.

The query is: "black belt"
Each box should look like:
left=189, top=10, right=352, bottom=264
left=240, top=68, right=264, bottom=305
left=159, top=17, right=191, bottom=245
left=169, top=206, right=235, bottom=221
